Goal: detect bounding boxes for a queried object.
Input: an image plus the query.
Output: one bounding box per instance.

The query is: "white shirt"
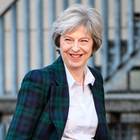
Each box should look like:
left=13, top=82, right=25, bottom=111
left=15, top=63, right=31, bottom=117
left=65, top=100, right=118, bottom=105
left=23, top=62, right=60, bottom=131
left=61, top=65, right=98, bottom=140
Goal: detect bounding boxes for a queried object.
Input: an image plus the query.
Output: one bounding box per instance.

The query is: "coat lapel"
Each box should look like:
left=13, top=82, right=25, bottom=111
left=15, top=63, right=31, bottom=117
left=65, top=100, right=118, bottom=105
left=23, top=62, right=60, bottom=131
left=89, top=81, right=105, bottom=122
left=49, top=57, right=107, bottom=139
left=49, top=56, right=69, bottom=139
left=89, top=72, right=107, bottom=139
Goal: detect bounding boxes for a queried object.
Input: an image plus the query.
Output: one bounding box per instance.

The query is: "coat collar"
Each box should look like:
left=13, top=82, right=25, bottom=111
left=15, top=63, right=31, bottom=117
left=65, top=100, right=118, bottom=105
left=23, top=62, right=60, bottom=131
left=50, top=56, right=68, bottom=86
left=51, top=56, right=98, bottom=86
left=47, top=56, right=69, bottom=138
left=49, top=55, right=104, bottom=139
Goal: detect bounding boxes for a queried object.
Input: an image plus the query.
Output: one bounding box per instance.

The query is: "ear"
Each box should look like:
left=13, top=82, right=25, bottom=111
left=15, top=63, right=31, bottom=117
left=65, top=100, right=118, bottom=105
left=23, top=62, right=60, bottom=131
left=55, top=34, right=61, bottom=47
left=56, top=48, right=60, bottom=54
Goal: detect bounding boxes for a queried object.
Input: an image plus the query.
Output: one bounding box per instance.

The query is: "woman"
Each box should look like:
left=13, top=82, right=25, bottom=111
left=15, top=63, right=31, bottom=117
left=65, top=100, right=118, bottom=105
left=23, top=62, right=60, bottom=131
left=6, top=4, right=110, bottom=140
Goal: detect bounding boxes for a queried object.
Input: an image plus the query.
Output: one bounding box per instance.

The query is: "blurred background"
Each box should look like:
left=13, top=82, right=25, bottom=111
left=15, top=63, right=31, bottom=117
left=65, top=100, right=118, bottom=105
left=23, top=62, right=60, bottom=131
left=0, top=0, right=140, bottom=139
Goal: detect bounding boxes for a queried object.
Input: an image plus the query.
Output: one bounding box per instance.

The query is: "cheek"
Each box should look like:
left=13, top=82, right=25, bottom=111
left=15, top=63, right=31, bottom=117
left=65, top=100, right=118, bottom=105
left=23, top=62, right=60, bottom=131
left=60, top=47, right=68, bottom=54
left=85, top=46, right=93, bottom=56
left=60, top=46, right=70, bottom=58
left=60, top=41, right=69, bottom=52
left=88, top=44, right=94, bottom=56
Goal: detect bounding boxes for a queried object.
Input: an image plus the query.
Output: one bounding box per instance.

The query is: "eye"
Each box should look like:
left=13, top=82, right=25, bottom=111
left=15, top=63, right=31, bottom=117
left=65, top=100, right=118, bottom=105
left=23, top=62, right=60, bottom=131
left=64, top=38, right=73, bottom=44
left=80, top=39, right=88, bottom=42
left=79, top=39, right=89, bottom=45
left=65, top=38, right=72, bottom=41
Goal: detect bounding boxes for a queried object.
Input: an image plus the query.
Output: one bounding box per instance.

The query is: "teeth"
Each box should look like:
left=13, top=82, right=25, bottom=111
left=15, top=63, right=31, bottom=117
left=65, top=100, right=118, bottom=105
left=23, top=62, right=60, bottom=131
left=70, top=54, right=81, bottom=58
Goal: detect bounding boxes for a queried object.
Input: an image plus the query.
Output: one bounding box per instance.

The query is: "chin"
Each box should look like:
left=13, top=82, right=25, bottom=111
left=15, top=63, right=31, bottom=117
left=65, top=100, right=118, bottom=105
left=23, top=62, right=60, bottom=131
left=68, top=61, right=85, bottom=69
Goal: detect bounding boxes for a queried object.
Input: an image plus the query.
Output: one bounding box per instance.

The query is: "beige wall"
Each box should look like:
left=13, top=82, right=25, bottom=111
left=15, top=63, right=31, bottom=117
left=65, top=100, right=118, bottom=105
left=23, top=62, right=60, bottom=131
left=0, top=0, right=8, bottom=5
left=1, top=0, right=140, bottom=93
left=0, top=0, right=10, bottom=8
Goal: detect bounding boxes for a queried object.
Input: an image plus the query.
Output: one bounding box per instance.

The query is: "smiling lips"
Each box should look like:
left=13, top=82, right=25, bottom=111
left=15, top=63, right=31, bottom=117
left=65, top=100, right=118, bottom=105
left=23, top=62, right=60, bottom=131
left=69, top=53, right=83, bottom=59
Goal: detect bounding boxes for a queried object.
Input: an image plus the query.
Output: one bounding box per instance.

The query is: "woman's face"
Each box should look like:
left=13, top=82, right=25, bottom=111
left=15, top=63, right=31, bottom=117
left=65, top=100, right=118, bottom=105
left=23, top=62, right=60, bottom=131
left=60, top=25, right=93, bottom=71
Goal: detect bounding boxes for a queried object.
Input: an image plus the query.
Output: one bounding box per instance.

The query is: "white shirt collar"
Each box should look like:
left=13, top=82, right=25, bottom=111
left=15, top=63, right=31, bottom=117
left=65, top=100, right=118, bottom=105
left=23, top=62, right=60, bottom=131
left=64, top=64, right=75, bottom=88
left=64, top=64, right=95, bottom=88
left=84, top=66, right=95, bottom=86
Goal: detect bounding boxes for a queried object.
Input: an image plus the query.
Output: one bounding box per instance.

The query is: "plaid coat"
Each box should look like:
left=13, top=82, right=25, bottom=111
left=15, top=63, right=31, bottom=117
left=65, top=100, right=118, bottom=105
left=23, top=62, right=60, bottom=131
left=6, top=56, right=110, bottom=140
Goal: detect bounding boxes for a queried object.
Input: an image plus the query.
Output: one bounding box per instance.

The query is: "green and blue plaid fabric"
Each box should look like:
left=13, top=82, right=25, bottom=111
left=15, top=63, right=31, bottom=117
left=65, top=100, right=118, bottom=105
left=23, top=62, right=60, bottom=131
left=6, top=56, right=110, bottom=140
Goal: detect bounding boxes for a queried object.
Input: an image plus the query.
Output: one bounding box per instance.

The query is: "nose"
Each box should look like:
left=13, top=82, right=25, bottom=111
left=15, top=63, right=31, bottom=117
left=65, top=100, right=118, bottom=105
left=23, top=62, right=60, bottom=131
left=71, top=41, right=80, bottom=52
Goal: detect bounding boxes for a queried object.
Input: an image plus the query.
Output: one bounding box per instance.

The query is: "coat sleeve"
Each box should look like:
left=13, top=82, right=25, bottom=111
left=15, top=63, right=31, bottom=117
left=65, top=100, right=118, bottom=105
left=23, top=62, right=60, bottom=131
left=6, top=70, right=48, bottom=140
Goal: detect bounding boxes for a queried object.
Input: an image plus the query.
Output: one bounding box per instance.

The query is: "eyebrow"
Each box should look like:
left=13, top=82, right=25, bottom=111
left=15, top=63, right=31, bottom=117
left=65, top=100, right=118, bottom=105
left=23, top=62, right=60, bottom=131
left=63, top=35, right=91, bottom=40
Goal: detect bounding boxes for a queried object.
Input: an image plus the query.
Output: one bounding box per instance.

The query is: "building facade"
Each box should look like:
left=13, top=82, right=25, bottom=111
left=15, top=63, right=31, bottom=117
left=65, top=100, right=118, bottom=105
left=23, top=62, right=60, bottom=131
left=0, top=0, right=140, bottom=139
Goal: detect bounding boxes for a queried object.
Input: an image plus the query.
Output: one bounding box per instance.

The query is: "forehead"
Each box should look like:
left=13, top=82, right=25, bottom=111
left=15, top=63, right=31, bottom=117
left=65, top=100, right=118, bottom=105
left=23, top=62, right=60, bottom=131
left=64, top=25, right=92, bottom=37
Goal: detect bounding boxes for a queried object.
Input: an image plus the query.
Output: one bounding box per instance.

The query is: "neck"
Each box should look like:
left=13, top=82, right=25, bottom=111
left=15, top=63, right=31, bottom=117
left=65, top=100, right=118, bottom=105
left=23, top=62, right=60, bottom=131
left=67, top=66, right=85, bottom=84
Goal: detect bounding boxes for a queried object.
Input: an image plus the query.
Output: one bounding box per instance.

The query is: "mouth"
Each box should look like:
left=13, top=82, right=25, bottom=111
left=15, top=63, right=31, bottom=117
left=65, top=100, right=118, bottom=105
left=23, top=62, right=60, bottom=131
left=69, top=53, right=83, bottom=58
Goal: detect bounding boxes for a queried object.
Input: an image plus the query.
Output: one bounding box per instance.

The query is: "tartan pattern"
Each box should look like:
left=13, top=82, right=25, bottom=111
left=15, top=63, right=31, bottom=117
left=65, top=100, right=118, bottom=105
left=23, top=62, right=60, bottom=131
left=6, top=56, right=110, bottom=140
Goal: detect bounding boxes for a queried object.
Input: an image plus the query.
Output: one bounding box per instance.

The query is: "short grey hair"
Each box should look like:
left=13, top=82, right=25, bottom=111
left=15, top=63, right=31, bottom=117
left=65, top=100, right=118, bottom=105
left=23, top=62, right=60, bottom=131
left=52, top=4, right=103, bottom=52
